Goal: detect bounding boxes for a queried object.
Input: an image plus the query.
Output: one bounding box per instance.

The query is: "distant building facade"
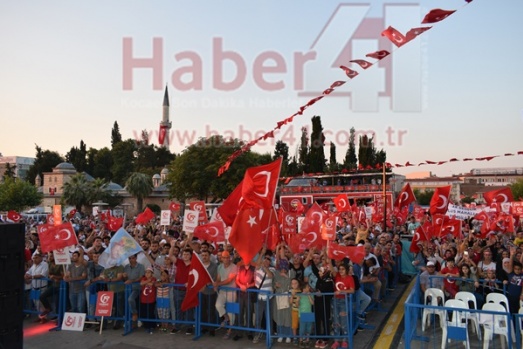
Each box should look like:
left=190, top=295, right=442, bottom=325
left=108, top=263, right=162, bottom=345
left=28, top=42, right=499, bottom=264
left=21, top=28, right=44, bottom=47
left=0, top=156, right=35, bottom=181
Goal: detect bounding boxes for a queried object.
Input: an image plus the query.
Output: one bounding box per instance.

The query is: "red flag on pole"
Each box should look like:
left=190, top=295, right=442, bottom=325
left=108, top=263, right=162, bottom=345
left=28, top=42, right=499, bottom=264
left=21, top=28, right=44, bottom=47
left=217, top=180, right=244, bottom=226
left=429, top=186, right=451, bottom=215
left=135, top=207, right=156, bottom=224
left=483, top=187, right=514, bottom=205
left=181, top=253, right=214, bottom=311
left=241, top=158, right=282, bottom=209
left=394, top=183, right=416, bottom=209
left=7, top=210, right=21, bottom=222
left=333, top=194, right=350, bottom=212
left=228, top=207, right=264, bottom=265
left=37, top=222, right=78, bottom=253
left=193, top=221, right=226, bottom=243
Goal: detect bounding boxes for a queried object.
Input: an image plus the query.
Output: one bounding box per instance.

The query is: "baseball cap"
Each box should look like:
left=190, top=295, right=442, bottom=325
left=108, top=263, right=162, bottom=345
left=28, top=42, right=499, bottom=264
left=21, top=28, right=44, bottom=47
left=426, top=261, right=435, bottom=267
left=221, top=251, right=230, bottom=258
left=146, top=267, right=154, bottom=273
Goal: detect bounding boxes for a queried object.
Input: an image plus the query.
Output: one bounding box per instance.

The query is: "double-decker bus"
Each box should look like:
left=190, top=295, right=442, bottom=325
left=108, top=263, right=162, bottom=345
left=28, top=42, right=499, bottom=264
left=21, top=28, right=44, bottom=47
left=278, top=171, right=405, bottom=212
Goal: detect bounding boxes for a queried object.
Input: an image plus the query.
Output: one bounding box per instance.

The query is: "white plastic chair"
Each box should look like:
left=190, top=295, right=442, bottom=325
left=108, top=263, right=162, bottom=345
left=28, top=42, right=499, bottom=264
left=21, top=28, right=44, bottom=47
left=518, top=308, right=523, bottom=343
left=455, top=291, right=482, bottom=340
left=422, top=288, right=445, bottom=332
left=441, top=299, right=470, bottom=349
left=486, top=292, right=510, bottom=311
left=480, top=303, right=510, bottom=349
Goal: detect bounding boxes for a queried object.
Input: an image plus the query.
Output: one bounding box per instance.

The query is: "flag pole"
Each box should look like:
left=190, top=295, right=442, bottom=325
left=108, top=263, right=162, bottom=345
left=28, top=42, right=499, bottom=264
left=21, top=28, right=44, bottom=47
left=382, top=162, right=386, bottom=231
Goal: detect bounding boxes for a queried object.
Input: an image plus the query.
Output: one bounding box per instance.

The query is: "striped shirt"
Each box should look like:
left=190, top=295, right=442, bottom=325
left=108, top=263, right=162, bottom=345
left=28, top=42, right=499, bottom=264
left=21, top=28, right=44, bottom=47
left=255, top=266, right=274, bottom=300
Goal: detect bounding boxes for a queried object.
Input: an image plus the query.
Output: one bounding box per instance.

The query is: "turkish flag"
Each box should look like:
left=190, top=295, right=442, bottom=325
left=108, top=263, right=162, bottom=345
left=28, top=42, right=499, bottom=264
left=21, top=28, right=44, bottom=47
left=340, top=65, right=359, bottom=79
left=483, top=187, right=513, bottom=205
left=349, top=59, right=373, bottom=69
left=228, top=207, right=263, bottom=265
left=381, top=26, right=407, bottom=47
left=491, top=213, right=515, bottom=234
left=194, top=221, right=225, bottom=242
left=47, top=214, right=55, bottom=225
left=410, top=224, right=429, bottom=254
left=393, top=206, right=409, bottom=226
left=181, top=253, right=214, bottom=311
left=282, top=212, right=297, bottom=235
left=441, top=218, right=463, bottom=239
left=287, top=233, right=312, bottom=254
left=394, top=183, right=416, bottom=209
left=321, top=215, right=338, bottom=241
left=7, top=210, right=21, bottom=222
left=511, top=202, right=523, bottom=217
left=333, top=194, right=350, bottom=212
left=241, top=158, right=282, bottom=209
left=366, top=50, right=390, bottom=60
left=264, top=224, right=281, bottom=252
left=189, top=201, right=208, bottom=224
left=300, top=202, right=324, bottom=237
left=169, top=201, right=181, bottom=212
left=107, top=216, right=124, bottom=232
left=413, top=205, right=425, bottom=221
left=327, top=242, right=364, bottom=264
left=291, top=199, right=305, bottom=214
left=37, top=222, right=78, bottom=253
left=429, top=186, right=451, bottom=215
left=99, top=210, right=109, bottom=223
left=217, top=180, right=243, bottom=226
left=422, top=9, right=456, bottom=23
left=158, top=125, right=167, bottom=145
left=135, top=207, right=156, bottom=224
left=405, top=27, right=432, bottom=43
left=432, top=214, right=449, bottom=237
left=68, top=209, right=77, bottom=219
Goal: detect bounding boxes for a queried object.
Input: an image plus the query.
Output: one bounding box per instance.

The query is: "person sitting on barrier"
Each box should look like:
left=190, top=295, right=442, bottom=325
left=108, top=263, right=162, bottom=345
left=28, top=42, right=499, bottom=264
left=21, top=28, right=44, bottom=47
left=440, top=258, right=459, bottom=299
left=330, top=262, right=355, bottom=349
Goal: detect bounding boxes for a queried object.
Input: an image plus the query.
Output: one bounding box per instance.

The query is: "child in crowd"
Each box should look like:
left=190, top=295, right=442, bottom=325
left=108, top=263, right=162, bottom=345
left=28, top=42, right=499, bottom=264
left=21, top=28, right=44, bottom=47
left=440, top=258, right=459, bottom=299
left=140, top=267, right=157, bottom=334
left=298, top=284, right=314, bottom=348
left=155, top=269, right=171, bottom=332
left=290, top=278, right=302, bottom=345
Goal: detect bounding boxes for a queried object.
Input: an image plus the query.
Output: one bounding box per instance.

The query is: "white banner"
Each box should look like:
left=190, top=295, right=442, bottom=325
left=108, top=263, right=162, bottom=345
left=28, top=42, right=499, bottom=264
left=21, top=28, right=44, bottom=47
left=53, top=246, right=71, bottom=265
left=182, top=209, right=199, bottom=233
left=445, top=203, right=480, bottom=220
left=160, top=210, right=171, bottom=226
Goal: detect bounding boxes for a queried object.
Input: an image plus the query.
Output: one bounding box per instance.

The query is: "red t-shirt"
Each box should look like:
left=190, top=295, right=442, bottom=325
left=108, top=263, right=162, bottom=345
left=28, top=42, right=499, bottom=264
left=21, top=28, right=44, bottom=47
left=174, top=259, right=191, bottom=289
left=334, top=274, right=355, bottom=299
left=440, top=266, right=459, bottom=293
left=140, top=276, right=157, bottom=304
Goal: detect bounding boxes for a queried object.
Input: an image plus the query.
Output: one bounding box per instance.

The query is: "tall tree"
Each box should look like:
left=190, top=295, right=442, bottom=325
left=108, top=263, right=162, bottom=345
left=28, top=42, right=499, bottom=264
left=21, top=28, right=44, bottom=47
left=309, top=116, right=326, bottom=173
left=111, top=121, right=122, bottom=148
left=86, top=147, right=98, bottom=175
left=328, top=142, right=339, bottom=173
left=65, top=140, right=87, bottom=173
left=111, top=139, right=136, bottom=185
left=4, top=163, right=17, bottom=179
left=0, top=178, right=42, bottom=212
left=298, top=127, right=309, bottom=173
left=92, top=147, right=113, bottom=181
left=61, top=173, right=92, bottom=212
left=155, top=146, right=176, bottom=169
left=274, top=140, right=289, bottom=177
left=125, top=172, right=153, bottom=213
left=26, top=145, right=64, bottom=185
left=344, top=127, right=358, bottom=170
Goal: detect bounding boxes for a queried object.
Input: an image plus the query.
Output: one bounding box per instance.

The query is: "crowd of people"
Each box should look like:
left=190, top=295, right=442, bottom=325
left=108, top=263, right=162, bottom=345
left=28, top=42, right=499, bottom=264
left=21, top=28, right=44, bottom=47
left=20, top=207, right=523, bottom=348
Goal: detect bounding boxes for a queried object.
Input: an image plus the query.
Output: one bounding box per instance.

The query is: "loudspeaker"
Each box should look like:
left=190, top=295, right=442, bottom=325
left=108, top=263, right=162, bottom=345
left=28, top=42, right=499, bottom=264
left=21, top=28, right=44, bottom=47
left=0, top=223, right=25, bottom=349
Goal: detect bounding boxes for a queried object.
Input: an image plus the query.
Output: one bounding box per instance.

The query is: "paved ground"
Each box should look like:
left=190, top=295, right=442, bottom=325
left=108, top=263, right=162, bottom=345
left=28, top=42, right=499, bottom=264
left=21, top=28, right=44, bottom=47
left=22, top=282, right=411, bottom=349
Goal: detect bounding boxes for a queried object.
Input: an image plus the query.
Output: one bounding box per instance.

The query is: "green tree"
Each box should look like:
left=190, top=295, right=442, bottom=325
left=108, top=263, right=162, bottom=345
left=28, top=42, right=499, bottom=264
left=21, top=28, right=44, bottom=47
left=125, top=172, right=153, bottom=212
left=93, top=147, right=113, bottom=181
left=328, top=142, right=339, bottom=173
left=111, top=121, right=122, bottom=148
left=62, top=173, right=92, bottom=212
left=86, top=147, right=98, bottom=176
left=4, top=163, right=17, bottom=180
left=65, top=140, right=87, bottom=173
left=111, top=139, right=136, bottom=185
left=0, top=178, right=43, bottom=212
left=510, top=179, right=523, bottom=201
left=343, top=127, right=358, bottom=170
left=155, top=146, right=176, bottom=169
left=357, top=135, right=375, bottom=168
left=413, top=189, right=434, bottom=206
left=298, top=127, right=309, bottom=173
left=274, top=140, right=289, bottom=177
left=309, top=116, right=326, bottom=173
left=26, top=145, right=64, bottom=185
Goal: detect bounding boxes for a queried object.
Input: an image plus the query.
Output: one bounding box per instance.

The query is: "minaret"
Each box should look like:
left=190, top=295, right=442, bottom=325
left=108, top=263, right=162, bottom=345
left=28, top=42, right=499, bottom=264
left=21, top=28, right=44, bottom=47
left=159, top=85, right=172, bottom=148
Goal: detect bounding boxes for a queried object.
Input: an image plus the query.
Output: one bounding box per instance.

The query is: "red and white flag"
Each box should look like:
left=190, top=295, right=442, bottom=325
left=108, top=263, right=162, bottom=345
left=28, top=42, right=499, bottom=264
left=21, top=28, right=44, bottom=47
left=327, top=242, right=365, bottom=264
left=193, top=221, right=225, bottom=243
left=169, top=201, right=181, bottom=212
left=366, top=50, right=390, bottom=60
left=135, top=207, right=156, bottom=224
left=405, top=27, right=432, bottom=43
left=340, top=65, right=359, bottom=79
left=300, top=202, right=325, bottom=236
left=394, top=183, right=416, bottom=209
left=228, top=207, right=264, bottom=265
left=217, top=180, right=243, bottom=226
left=321, top=214, right=338, bottom=241
left=381, top=26, right=407, bottom=47
left=483, top=187, right=513, bottom=206
left=422, top=8, right=456, bottom=24
left=241, top=158, right=282, bottom=209
left=107, top=216, right=124, bottom=231
left=441, top=218, right=463, bottom=239
left=181, top=253, right=214, bottom=311
left=349, top=59, right=373, bottom=69
left=282, top=211, right=297, bottom=235
left=429, top=186, right=451, bottom=215
left=333, top=194, right=350, bottom=212
left=7, top=210, right=21, bottom=222
left=37, top=222, right=78, bottom=253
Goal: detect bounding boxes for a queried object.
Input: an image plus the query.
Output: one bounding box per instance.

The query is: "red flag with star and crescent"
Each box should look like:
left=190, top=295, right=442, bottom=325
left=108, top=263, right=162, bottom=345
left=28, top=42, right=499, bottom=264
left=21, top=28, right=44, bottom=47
left=228, top=207, right=264, bottom=265
left=483, top=187, right=514, bottom=206
left=381, top=26, right=407, bottom=47
left=37, top=222, right=78, bottom=253
left=181, top=253, right=214, bottom=311
left=333, top=194, right=350, bottom=212
left=327, top=242, right=365, bottom=264
left=107, top=216, right=124, bottom=232
left=189, top=201, right=209, bottom=224
left=394, top=183, right=416, bottom=209
left=429, top=186, right=451, bottom=215
left=241, top=158, right=282, bottom=209
left=217, top=180, right=244, bottom=227
left=194, top=221, right=226, bottom=243
left=7, top=210, right=21, bottom=222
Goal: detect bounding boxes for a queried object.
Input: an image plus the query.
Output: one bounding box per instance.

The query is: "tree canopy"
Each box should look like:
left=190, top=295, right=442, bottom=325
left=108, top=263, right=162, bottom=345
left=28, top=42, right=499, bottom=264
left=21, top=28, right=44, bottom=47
left=0, top=178, right=43, bottom=212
